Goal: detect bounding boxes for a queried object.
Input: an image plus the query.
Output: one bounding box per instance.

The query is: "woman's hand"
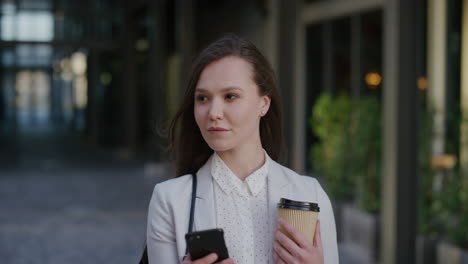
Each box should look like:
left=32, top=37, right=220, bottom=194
left=182, top=253, right=234, bottom=264
left=273, top=218, right=324, bottom=264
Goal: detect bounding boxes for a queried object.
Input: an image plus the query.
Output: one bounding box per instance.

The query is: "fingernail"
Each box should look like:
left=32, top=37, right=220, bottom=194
left=209, top=253, right=218, bottom=261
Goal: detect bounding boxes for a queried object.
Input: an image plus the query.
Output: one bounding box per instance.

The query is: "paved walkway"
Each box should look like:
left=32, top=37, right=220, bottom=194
left=0, top=167, right=367, bottom=264
left=0, top=165, right=170, bottom=264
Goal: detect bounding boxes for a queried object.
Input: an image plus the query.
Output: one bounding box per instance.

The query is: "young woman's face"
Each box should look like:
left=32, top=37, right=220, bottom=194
left=194, top=56, right=270, bottom=153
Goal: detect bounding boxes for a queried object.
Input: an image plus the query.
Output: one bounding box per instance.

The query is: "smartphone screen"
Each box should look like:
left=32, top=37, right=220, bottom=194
left=185, top=228, right=229, bottom=261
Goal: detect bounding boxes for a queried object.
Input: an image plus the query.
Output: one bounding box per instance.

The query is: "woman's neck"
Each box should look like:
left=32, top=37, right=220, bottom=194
left=216, top=145, right=266, bottom=182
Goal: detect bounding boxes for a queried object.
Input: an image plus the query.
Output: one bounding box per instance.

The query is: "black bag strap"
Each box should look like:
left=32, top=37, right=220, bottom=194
left=139, top=173, right=197, bottom=264
left=185, top=173, right=197, bottom=255
left=188, top=173, right=197, bottom=234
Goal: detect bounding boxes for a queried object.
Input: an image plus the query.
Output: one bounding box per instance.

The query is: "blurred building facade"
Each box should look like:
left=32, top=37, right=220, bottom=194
left=0, top=0, right=467, bottom=264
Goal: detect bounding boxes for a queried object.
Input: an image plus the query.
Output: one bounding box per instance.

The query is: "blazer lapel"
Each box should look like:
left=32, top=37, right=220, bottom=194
left=267, top=159, right=291, bottom=263
left=194, top=156, right=217, bottom=231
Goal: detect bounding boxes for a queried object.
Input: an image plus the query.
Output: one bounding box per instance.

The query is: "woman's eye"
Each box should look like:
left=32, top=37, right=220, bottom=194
left=196, top=95, right=207, bottom=102
left=226, top=94, right=238, bottom=100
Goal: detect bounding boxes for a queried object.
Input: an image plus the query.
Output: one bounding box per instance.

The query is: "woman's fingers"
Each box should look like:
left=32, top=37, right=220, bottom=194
left=273, top=252, right=286, bottom=264
left=273, top=238, right=298, bottom=263
left=273, top=218, right=324, bottom=264
left=181, top=254, right=191, bottom=263
left=192, top=253, right=218, bottom=264
left=313, top=220, right=323, bottom=249
left=277, top=218, right=313, bottom=249
left=273, top=244, right=286, bottom=264
left=275, top=228, right=303, bottom=256
left=185, top=253, right=232, bottom=264
left=217, top=258, right=235, bottom=264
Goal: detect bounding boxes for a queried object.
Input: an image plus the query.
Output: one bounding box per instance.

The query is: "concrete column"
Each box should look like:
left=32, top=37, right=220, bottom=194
left=86, top=49, right=99, bottom=145
left=460, top=0, right=468, bottom=187
left=351, top=15, right=362, bottom=98
left=322, top=22, right=334, bottom=93
left=381, top=2, right=400, bottom=260
left=123, top=2, right=138, bottom=154
left=278, top=0, right=299, bottom=168
left=176, top=0, right=194, bottom=104
left=264, top=0, right=279, bottom=73
left=145, top=0, right=168, bottom=161
left=293, top=0, right=306, bottom=173
left=381, top=0, right=420, bottom=263
left=427, top=0, right=447, bottom=157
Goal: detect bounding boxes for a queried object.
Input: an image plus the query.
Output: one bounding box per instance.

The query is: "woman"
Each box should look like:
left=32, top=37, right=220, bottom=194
left=146, top=34, right=338, bottom=264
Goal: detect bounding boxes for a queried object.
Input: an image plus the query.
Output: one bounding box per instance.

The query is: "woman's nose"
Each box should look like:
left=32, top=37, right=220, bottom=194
left=208, top=100, right=224, bottom=120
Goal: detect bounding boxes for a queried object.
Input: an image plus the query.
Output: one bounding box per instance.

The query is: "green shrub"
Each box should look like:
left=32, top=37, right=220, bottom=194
left=418, top=106, right=468, bottom=247
left=310, top=93, right=354, bottom=200
left=433, top=168, right=468, bottom=248
left=349, top=96, right=381, bottom=213
left=310, top=93, right=382, bottom=213
left=417, top=107, right=438, bottom=235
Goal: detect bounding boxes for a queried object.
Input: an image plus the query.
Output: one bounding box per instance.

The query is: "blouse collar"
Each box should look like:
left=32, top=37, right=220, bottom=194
left=211, top=150, right=269, bottom=197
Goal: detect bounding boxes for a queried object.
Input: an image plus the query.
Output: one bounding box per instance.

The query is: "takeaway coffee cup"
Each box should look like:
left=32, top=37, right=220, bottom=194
left=277, top=198, right=320, bottom=243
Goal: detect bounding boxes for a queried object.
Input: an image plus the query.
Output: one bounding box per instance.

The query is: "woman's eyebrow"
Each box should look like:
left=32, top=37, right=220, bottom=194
left=195, top=86, right=244, bottom=93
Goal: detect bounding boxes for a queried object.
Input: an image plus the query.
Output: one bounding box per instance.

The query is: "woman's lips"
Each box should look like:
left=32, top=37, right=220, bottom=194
left=208, top=127, right=229, bottom=133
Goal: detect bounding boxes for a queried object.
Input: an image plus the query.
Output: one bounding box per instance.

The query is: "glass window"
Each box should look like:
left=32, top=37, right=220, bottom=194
left=15, top=44, right=52, bottom=67
left=1, top=10, right=54, bottom=41
left=1, top=14, right=15, bottom=40
left=1, top=48, right=15, bottom=66
left=16, top=11, right=54, bottom=41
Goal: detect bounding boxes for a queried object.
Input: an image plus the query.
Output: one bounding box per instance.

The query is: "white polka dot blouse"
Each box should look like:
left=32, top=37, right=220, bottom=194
left=211, top=151, right=271, bottom=264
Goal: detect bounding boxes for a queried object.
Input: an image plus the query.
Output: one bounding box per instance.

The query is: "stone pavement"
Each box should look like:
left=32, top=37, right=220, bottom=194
left=0, top=163, right=362, bottom=263
left=0, top=165, right=170, bottom=264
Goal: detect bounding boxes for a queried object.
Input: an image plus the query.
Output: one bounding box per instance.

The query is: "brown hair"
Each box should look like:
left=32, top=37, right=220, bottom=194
left=169, top=34, right=283, bottom=177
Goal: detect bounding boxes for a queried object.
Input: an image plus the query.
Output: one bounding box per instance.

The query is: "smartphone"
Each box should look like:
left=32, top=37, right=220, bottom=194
left=185, top=228, right=229, bottom=261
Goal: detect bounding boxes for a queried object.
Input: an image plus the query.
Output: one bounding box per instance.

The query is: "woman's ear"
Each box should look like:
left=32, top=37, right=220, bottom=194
left=261, top=95, right=271, bottom=116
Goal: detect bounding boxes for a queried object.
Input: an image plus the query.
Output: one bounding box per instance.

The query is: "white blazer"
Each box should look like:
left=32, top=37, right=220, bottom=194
left=147, top=155, right=339, bottom=264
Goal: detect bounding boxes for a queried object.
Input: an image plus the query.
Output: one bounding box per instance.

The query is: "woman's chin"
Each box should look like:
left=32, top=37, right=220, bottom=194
left=206, top=142, right=233, bottom=153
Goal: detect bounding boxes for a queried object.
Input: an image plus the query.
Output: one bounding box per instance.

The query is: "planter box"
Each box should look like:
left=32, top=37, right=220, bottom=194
left=463, top=250, right=468, bottom=264
left=463, top=251, right=468, bottom=264
left=437, top=241, right=468, bottom=264
left=339, top=203, right=379, bottom=264
left=416, top=234, right=437, bottom=264
left=332, top=199, right=346, bottom=242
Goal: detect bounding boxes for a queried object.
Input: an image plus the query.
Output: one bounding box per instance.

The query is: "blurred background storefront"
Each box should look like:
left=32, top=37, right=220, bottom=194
left=0, top=0, right=467, bottom=263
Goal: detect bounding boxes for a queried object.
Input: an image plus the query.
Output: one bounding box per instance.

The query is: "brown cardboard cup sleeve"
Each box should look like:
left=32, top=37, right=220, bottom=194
left=277, top=198, right=320, bottom=243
